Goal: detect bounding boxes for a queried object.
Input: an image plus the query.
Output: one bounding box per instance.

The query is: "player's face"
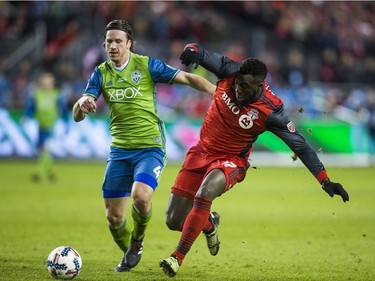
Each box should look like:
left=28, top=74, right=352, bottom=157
left=234, top=74, right=263, bottom=106
left=104, top=30, right=132, bottom=66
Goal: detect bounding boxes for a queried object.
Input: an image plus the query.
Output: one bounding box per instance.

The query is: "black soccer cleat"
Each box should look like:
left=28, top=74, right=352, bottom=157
left=124, top=238, right=143, bottom=269
left=114, top=253, right=130, bottom=272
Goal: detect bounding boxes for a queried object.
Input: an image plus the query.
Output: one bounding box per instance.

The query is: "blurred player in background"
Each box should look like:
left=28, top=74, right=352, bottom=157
left=24, top=72, right=68, bottom=182
left=160, top=43, right=350, bottom=277
left=72, top=20, right=215, bottom=272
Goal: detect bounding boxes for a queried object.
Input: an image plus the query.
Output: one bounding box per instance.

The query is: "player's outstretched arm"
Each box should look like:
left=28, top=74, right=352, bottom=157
left=173, top=71, right=216, bottom=95
left=73, top=96, right=97, bottom=122
left=322, top=179, right=349, bottom=202
left=180, top=43, right=240, bottom=79
left=266, top=108, right=349, bottom=204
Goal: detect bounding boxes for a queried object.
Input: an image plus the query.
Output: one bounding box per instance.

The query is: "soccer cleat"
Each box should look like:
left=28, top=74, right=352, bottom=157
left=124, top=238, right=143, bottom=269
left=205, top=211, right=220, bottom=256
left=114, top=254, right=130, bottom=272
left=160, top=256, right=180, bottom=277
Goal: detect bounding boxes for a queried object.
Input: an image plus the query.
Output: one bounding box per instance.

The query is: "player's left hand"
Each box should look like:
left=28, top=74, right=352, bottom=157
left=322, top=179, right=349, bottom=203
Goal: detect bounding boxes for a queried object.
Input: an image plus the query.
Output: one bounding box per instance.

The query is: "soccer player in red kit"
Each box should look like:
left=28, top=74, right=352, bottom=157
left=160, top=43, right=349, bottom=277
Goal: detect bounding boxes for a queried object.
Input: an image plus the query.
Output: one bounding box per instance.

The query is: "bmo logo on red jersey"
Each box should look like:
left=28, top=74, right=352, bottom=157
left=222, top=92, right=259, bottom=129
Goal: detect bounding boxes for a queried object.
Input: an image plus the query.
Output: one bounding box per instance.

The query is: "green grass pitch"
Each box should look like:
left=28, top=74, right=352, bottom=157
left=0, top=160, right=374, bottom=281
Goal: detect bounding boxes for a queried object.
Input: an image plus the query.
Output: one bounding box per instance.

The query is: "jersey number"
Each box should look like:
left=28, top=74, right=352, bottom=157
left=222, top=161, right=237, bottom=168
left=153, top=166, right=162, bottom=179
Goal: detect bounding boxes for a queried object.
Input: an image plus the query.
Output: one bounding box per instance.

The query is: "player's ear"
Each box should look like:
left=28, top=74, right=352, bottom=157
left=103, top=41, right=105, bottom=48
left=127, top=39, right=132, bottom=50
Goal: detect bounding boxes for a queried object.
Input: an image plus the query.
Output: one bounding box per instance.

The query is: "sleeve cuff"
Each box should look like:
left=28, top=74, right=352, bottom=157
left=185, top=43, right=199, bottom=53
left=316, top=170, right=329, bottom=184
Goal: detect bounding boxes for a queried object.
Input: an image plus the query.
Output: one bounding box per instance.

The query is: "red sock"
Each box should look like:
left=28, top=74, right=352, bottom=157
left=202, top=214, right=214, bottom=233
left=172, top=197, right=212, bottom=265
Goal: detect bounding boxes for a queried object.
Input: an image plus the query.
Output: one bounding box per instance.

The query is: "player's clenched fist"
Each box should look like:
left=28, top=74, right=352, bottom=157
left=78, top=96, right=97, bottom=114
left=180, top=43, right=202, bottom=69
left=73, top=95, right=97, bottom=122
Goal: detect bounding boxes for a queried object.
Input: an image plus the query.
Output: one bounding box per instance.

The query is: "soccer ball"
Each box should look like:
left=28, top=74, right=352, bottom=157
left=47, top=246, right=82, bottom=280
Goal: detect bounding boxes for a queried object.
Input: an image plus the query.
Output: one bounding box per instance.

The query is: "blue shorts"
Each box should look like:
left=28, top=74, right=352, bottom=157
left=102, top=146, right=167, bottom=198
left=38, top=129, right=52, bottom=149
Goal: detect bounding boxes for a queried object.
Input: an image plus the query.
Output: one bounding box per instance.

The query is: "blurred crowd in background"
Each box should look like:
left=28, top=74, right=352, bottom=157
left=0, top=1, right=374, bottom=152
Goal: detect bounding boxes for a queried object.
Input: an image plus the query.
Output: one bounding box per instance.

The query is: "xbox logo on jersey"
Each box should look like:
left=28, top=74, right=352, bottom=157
left=108, top=87, right=143, bottom=101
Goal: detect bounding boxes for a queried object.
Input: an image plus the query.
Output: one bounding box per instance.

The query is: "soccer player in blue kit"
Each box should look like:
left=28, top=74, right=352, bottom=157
left=72, top=20, right=216, bottom=272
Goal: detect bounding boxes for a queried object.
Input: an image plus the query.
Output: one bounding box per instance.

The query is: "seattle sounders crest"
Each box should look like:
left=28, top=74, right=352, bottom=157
left=131, top=70, right=141, bottom=84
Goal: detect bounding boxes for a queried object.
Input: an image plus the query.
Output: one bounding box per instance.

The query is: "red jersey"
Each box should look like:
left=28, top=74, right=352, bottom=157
left=198, top=77, right=281, bottom=158
left=186, top=47, right=328, bottom=183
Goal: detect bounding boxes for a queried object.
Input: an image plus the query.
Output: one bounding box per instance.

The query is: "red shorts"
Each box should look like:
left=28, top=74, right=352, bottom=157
left=172, top=145, right=250, bottom=199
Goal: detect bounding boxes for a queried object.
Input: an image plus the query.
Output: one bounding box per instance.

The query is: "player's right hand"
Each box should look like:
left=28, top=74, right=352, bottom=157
left=78, top=96, right=97, bottom=114
left=322, top=179, right=349, bottom=203
left=180, top=43, right=201, bottom=69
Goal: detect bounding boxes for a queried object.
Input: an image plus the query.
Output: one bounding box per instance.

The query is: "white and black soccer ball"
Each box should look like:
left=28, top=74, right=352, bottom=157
left=47, top=246, right=82, bottom=280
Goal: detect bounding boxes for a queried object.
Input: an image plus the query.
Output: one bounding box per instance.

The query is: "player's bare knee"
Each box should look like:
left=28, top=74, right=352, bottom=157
left=165, top=213, right=183, bottom=231
left=132, top=197, right=151, bottom=214
left=107, top=213, right=124, bottom=228
left=132, top=184, right=153, bottom=214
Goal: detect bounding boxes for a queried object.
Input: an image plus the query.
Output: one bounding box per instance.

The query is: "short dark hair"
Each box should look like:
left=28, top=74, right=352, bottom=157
left=239, top=58, right=268, bottom=81
left=104, top=20, right=135, bottom=52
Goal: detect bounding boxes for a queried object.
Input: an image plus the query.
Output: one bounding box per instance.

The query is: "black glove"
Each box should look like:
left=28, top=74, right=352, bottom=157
left=322, top=179, right=349, bottom=203
left=180, top=43, right=202, bottom=69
